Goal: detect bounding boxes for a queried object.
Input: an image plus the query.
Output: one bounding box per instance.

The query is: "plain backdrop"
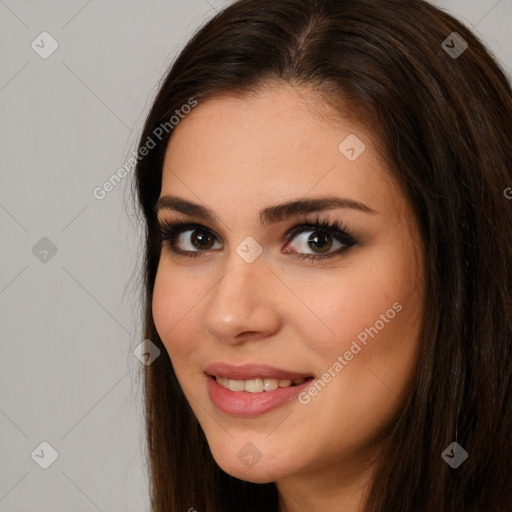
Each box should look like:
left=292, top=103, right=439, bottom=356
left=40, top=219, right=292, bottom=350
left=0, top=1, right=511, bottom=510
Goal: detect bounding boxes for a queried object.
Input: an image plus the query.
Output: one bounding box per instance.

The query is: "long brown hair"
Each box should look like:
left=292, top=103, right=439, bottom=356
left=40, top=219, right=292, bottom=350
left=133, top=0, right=512, bottom=510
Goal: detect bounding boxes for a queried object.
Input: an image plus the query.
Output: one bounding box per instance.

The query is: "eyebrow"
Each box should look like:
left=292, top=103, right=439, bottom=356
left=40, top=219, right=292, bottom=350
left=155, top=195, right=378, bottom=226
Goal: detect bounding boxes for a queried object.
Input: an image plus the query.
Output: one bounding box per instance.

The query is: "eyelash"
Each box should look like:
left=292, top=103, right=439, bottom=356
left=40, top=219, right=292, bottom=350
left=157, top=215, right=357, bottom=261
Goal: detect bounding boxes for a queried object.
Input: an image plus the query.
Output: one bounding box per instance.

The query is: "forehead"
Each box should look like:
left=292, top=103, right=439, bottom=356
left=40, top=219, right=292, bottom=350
left=160, top=84, right=398, bottom=218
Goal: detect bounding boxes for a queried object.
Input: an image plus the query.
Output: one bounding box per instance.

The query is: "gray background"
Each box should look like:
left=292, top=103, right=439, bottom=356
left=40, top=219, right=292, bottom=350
left=0, top=1, right=510, bottom=511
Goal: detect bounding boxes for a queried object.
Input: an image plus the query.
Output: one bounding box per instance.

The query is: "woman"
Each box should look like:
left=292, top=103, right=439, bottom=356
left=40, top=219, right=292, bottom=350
left=133, top=0, right=512, bottom=510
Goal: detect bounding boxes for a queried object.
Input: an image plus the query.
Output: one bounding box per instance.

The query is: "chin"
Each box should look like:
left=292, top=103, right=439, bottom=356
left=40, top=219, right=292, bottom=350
left=208, top=442, right=292, bottom=484
left=215, top=459, right=280, bottom=484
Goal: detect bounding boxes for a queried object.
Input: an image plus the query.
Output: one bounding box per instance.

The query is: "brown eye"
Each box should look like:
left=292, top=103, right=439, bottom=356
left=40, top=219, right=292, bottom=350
left=158, top=218, right=356, bottom=261
left=175, top=228, right=221, bottom=252
left=158, top=220, right=222, bottom=257
left=306, top=232, right=333, bottom=253
left=189, top=229, right=216, bottom=250
left=285, top=229, right=345, bottom=256
left=283, top=218, right=357, bottom=260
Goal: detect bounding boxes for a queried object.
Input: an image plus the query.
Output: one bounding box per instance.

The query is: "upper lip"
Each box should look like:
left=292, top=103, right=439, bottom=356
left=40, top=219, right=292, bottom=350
left=205, top=363, right=313, bottom=380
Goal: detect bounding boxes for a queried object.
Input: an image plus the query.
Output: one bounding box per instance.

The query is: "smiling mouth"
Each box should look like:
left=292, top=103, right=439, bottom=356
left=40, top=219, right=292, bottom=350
left=210, top=375, right=315, bottom=393
left=205, top=365, right=316, bottom=416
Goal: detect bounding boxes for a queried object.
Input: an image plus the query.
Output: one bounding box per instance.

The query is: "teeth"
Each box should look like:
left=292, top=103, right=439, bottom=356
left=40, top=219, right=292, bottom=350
left=216, top=376, right=229, bottom=388
left=244, top=378, right=264, bottom=393
left=215, top=376, right=308, bottom=393
left=263, top=378, right=279, bottom=391
left=228, top=379, right=245, bottom=392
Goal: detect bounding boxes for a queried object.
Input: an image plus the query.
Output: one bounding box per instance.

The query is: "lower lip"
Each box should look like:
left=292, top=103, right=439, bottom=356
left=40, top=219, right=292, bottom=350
left=206, top=375, right=314, bottom=417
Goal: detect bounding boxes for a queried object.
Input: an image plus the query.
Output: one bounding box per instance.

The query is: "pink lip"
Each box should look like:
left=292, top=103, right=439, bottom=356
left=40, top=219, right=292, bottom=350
left=204, top=363, right=315, bottom=417
left=206, top=375, right=314, bottom=417
left=204, top=362, right=313, bottom=380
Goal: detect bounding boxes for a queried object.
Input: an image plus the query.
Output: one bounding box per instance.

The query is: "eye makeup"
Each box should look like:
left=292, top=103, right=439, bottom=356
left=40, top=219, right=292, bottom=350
left=157, top=214, right=358, bottom=261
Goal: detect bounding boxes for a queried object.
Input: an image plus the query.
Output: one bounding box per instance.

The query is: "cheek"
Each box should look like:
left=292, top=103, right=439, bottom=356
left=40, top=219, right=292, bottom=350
left=291, top=269, right=421, bottom=449
left=291, top=266, right=414, bottom=350
left=294, top=246, right=422, bottom=386
left=152, top=264, right=201, bottom=361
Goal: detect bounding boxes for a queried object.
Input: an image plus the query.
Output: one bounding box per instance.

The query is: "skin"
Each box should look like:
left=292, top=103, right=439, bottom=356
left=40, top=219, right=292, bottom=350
left=152, top=83, right=425, bottom=512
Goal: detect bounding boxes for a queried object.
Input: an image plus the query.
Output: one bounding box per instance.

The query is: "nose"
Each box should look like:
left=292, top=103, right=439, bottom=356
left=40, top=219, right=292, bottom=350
left=201, top=253, right=282, bottom=345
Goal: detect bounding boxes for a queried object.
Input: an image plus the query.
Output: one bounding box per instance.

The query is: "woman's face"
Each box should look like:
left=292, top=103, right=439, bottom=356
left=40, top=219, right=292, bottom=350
left=152, top=84, right=424, bottom=491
